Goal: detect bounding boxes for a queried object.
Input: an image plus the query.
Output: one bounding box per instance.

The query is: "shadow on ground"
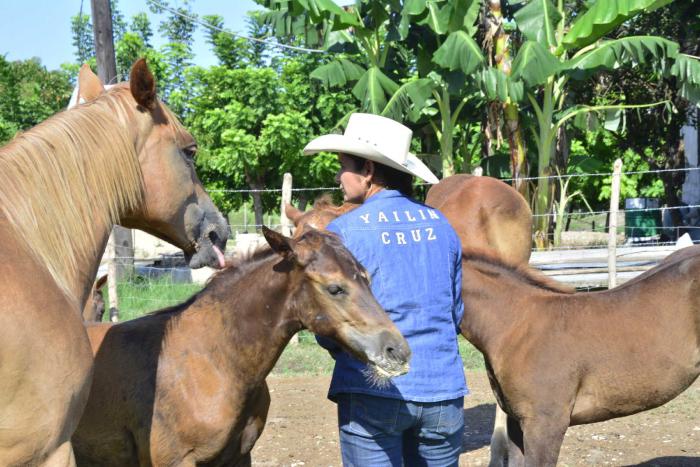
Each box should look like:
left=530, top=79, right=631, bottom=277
left=625, top=457, right=700, bottom=466
left=462, top=403, right=496, bottom=453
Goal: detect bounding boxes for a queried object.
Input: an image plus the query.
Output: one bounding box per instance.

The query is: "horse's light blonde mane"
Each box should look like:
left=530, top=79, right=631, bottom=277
left=0, top=85, right=145, bottom=299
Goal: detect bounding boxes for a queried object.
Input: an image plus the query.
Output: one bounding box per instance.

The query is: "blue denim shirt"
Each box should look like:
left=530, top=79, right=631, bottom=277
left=322, top=189, right=468, bottom=403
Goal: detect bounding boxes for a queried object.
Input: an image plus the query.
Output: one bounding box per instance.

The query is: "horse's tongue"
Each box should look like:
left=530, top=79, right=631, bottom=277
left=213, top=245, right=226, bottom=269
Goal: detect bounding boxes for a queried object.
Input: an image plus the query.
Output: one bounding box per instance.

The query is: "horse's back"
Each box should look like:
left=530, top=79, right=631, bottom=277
left=75, top=318, right=164, bottom=465
left=85, top=322, right=113, bottom=354
left=426, top=174, right=532, bottom=264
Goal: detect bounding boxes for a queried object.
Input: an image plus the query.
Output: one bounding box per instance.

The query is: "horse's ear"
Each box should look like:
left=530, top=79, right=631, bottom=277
left=129, top=58, right=157, bottom=110
left=263, top=226, right=297, bottom=263
left=77, top=64, right=104, bottom=102
left=94, top=274, right=108, bottom=291
left=284, top=203, right=304, bottom=225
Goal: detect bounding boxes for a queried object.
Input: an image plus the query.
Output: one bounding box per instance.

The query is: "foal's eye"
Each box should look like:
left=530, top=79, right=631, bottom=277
left=327, top=284, right=345, bottom=296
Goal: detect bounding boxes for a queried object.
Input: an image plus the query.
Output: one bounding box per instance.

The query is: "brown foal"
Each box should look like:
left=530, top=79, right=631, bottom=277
left=73, top=227, right=410, bottom=466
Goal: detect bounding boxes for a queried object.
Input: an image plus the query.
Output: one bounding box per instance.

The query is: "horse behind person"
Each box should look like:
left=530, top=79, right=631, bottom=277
left=425, top=174, right=532, bottom=265
left=73, top=227, right=411, bottom=467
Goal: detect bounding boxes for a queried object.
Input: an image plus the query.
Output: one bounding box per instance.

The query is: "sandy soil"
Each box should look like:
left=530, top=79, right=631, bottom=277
left=252, top=371, right=700, bottom=466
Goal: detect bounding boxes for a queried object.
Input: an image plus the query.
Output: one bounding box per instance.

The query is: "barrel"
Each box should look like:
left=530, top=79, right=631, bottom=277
left=624, top=198, right=661, bottom=240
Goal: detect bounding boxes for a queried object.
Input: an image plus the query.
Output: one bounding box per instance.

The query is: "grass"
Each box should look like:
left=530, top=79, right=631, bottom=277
left=103, top=276, right=203, bottom=322
left=107, top=280, right=486, bottom=375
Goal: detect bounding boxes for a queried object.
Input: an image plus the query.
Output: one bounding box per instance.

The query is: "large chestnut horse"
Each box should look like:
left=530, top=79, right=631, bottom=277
left=73, top=227, right=410, bottom=466
left=424, top=174, right=532, bottom=266
left=0, top=60, right=228, bottom=466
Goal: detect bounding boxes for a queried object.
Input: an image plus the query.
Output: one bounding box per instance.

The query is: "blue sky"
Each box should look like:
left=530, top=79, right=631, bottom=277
left=0, top=0, right=261, bottom=71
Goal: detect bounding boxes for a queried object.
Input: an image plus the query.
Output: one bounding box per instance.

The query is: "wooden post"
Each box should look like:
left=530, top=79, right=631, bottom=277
left=279, top=173, right=299, bottom=344
left=608, top=158, right=623, bottom=289
left=280, top=173, right=293, bottom=237
left=91, top=0, right=134, bottom=321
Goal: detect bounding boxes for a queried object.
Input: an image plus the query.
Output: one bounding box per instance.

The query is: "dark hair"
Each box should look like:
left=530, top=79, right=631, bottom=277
left=346, top=154, right=414, bottom=197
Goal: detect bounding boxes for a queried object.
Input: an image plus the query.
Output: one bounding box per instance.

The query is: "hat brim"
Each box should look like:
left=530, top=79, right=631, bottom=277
left=303, top=134, right=439, bottom=184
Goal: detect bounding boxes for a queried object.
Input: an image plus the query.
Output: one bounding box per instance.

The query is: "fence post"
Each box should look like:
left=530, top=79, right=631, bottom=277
left=106, top=234, right=120, bottom=322
left=280, top=173, right=298, bottom=344
left=608, top=158, right=623, bottom=289
left=280, top=173, right=293, bottom=237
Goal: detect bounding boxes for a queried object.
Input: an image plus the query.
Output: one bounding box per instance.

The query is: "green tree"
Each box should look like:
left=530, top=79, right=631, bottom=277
left=500, top=0, right=700, bottom=247
left=111, top=0, right=128, bottom=42
left=256, top=0, right=486, bottom=178
left=0, top=56, right=72, bottom=144
left=71, top=12, right=94, bottom=64
left=149, top=0, right=198, bottom=115
left=187, top=66, right=304, bottom=226
left=131, top=12, right=154, bottom=47
left=193, top=13, right=355, bottom=217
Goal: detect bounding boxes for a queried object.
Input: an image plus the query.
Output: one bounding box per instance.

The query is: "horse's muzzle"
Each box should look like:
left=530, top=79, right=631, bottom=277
left=185, top=205, right=230, bottom=269
left=346, top=328, right=411, bottom=378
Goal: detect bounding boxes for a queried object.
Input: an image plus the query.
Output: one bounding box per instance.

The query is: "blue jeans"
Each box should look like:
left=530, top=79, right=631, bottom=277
left=336, top=393, right=464, bottom=467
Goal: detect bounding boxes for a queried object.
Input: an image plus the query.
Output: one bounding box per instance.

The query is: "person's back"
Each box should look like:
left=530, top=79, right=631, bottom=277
left=327, top=190, right=466, bottom=402
left=303, top=113, right=468, bottom=466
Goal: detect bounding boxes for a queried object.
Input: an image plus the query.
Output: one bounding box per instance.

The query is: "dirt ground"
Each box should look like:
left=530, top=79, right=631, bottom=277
left=252, top=370, right=700, bottom=466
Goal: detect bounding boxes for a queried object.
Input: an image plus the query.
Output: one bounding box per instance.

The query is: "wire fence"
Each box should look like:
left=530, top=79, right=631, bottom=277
left=93, top=163, right=700, bottom=320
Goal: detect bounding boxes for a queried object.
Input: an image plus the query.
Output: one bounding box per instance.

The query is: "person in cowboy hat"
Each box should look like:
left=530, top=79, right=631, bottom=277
left=304, top=113, right=467, bottom=466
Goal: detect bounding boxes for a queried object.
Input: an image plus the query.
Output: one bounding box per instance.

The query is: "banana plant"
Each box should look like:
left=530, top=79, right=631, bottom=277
left=501, top=0, right=699, bottom=248
left=255, top=0, right=483, bottom=177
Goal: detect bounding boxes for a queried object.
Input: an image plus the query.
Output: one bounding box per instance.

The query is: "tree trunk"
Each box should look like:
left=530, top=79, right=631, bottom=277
left=487, top=0, right=529, bottom=198
left=245, top=169, right=265, bottom=231
left=660, top=138, right=686, bottom=229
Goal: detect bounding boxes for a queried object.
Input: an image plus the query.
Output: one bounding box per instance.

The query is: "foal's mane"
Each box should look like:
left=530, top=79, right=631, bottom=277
left=463, top=249, right=575, bottom=294
left=0, top=85, right=149, bottom=299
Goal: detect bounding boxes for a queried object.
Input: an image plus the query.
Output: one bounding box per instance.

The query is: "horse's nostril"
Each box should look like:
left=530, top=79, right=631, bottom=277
left=384, top=344, right=405, bottom=361
left=208, top=229, right=220, bottom=245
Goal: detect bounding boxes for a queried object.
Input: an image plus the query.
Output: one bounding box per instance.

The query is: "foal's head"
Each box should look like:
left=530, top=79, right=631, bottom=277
left=263, top=226, right=410, bottom=380
left=284, top=196, right=358, bottom=239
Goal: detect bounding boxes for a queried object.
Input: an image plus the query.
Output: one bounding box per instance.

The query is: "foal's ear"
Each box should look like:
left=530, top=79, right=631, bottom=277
left=129, top=58, right=157, bottom=110
left=263, top=226, right=297, bottom=263
left=77, top=64, right=104, bottom=102
left=284, top=203, right=304, bottom=225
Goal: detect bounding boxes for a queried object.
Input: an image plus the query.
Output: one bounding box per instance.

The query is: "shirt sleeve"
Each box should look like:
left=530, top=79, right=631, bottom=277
left=451, top=231, right=464, bottom=334
left=315, top=334, right=342, bottom=355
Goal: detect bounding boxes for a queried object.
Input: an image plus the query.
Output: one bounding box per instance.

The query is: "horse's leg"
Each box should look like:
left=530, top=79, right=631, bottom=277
left=505, top=415, right=524, bottom=467
left=520, top=416, right=568, bottom=467
left=489, top=405, right=509, bottom=467
left=235, top=453, right=252, bottom=467
left=38, top=441, right=77, bottom=467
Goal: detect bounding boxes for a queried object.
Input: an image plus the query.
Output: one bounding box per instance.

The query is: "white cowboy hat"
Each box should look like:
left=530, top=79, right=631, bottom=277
left=303, top=113, right=439, bottom=184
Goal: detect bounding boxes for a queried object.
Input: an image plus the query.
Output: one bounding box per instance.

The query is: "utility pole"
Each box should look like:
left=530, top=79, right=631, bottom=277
left=91, top=0, right=134, bottom=321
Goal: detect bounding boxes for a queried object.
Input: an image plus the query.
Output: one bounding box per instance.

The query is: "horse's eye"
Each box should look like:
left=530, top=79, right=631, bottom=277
left=327, top=284, right=345, bottom=296
left=183, top=144, right=197, bottom=159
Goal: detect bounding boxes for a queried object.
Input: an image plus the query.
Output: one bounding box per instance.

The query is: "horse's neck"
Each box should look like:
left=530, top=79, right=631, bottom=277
left=460, top=260, right=549, bottom=354
left=180, top=256, right=302, bottom=386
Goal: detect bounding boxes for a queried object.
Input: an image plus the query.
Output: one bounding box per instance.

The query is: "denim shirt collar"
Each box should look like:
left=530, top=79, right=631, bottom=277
left=364, top=189, right=403, bottom=205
